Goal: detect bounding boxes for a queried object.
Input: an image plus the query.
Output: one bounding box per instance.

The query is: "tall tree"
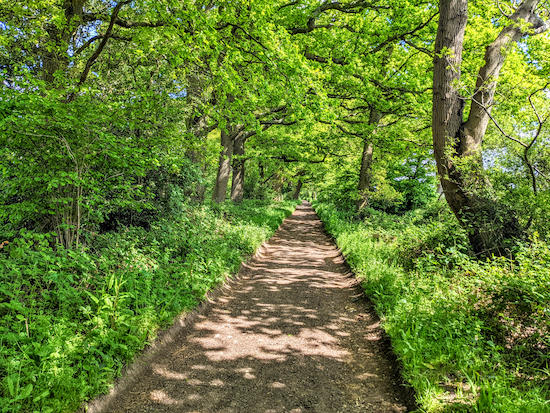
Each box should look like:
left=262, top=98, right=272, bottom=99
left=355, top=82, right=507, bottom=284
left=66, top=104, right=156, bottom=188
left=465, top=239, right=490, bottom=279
left=432, top=0, right=550, bottom=254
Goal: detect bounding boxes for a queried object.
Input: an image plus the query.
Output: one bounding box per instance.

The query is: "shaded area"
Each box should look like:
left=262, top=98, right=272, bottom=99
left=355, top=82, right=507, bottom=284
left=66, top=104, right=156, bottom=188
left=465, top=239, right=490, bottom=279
left=90, top=202, right=415, bottom=412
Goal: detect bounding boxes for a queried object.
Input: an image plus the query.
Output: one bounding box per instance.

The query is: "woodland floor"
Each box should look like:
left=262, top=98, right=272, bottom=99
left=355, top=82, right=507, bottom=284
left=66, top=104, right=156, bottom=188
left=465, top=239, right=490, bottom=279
left=87, top=202, right=416, bottom=413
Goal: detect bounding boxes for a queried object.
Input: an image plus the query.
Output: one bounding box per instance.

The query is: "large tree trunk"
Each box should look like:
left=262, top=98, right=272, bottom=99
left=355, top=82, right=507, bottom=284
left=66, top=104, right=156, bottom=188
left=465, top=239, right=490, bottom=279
left=42, top=0, right=84, bottom=85
left=432, top=0, right=469, bottom=215
left=212, top=129, right=235, bottom=204
left=292, top=179, right=303, bottom=200
left=357, top=108, right=382, bottom=210
left=433, top=0, right=546, bottom=254
left=230, top=132, right=246, bottom=203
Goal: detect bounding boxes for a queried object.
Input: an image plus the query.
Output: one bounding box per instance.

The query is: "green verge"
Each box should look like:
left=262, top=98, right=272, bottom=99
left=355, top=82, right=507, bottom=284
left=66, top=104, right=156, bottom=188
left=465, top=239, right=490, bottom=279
left=0, top=199, right=299, bottom=413
left=313, top=201, right=550, bottom=413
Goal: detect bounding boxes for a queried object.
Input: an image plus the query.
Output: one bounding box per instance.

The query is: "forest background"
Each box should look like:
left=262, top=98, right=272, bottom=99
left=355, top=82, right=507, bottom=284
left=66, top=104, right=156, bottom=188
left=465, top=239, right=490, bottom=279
left=1, top=0, right=549, bottom=412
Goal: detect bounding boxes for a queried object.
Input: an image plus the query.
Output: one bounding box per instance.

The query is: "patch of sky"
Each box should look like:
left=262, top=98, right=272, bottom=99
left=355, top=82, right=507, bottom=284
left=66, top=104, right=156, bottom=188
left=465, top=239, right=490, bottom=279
left=483, top=147, right=511, bottom=170
left=68, top=22, right=101, bottom=57
left=169, top=89, right=187, bottom=98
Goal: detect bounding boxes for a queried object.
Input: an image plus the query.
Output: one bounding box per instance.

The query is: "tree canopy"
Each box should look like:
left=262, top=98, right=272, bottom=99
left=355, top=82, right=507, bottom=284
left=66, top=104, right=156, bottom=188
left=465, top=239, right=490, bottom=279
left=1, top=0, right=549, bottom=249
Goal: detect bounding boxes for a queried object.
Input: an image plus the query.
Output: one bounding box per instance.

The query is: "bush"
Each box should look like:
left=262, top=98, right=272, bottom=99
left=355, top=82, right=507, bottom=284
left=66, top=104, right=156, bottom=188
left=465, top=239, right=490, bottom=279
left=0, top=199, right=298, bottom=412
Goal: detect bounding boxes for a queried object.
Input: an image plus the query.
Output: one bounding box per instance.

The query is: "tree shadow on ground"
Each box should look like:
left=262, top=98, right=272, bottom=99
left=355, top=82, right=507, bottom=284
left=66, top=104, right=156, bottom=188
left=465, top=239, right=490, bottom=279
left=89, top=203, right=416, bottom=413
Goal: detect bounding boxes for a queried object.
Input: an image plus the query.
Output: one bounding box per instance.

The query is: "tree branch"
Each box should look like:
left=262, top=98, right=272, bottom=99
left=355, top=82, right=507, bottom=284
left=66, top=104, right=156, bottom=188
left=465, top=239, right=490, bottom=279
left=74, top=33, right=132, bottom=56
left=82, top=12, right=166, bottom=29
left=304, top=52, right=347, bottom=65
left=476, top=94, right=550, bottom=192
left=402, top=39, right=434, bottom=57
left=274, top=153, right=328, bottom=163
left=68, top=1, right=131, bottom=101
left=368, top=12, right=438, bottom=55
left=288, top=0, right=388, bottom=34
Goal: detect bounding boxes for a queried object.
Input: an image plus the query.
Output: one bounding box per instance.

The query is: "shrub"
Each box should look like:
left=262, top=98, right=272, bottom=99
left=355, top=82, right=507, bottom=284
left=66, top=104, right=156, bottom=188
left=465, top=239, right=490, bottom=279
left=0, top=199, right=298, bottom=412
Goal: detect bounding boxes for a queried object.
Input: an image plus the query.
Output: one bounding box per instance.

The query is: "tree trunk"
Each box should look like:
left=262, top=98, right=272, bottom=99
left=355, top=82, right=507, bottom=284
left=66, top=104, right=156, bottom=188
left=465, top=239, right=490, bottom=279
left=259, top=160, right=265, bottom=180
left=212, top=129, right=235, bottom=204
left=42, top=0, right=84, bottom=85
left=273, top=175, right=284, bottom=200
left=292, top=179, right=303, bottom=200
left=189, top=149, right=207, bottom=203
left=433, top=0, right=545, bottom=254
left=186, top=71, right=209, bottom=203
left=356, top=108, right=382, bottom=210
left=230, top=132, right=246, bottom=203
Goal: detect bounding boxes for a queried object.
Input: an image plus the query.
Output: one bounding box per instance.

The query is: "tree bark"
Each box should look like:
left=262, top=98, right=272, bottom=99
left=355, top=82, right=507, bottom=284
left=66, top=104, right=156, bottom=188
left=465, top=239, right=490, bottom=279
left=292, top=179, right=303, bottom=200
left=230, top=132, right=246, bottom=203
left=432, top=0, right=469, bottom=216
left=432, top=0, right=547, bottom=254
left=42, top=0, right=85, bottom=85
left=356, top=108, right=382, bottom=210
left=212, top=128, right=235, bottom=204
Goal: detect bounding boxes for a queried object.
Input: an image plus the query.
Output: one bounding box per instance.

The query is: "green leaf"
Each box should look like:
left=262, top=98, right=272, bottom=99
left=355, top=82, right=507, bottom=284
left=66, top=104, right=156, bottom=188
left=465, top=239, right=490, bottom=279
left=7, top=374, right=16, bottom=397
left=84, top=290, right=99, bottom=305
left=19, top=383, right=33, bottom=400
left=32, top=389, right=50, bottom=403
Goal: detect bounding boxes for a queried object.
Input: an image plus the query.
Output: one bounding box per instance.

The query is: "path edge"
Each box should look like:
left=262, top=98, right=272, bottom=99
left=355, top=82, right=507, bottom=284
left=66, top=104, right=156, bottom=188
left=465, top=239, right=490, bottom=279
left=81, top=204, right=297, bottom=413
left=310, top=201, right=419, bottom=412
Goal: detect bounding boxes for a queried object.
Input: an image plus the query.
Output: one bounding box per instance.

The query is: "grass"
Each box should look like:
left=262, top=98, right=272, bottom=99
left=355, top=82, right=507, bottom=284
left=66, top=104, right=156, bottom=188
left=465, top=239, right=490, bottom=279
left=313, top=201, right=550, bottom=413
left=0, top=199, right=299, bottom=413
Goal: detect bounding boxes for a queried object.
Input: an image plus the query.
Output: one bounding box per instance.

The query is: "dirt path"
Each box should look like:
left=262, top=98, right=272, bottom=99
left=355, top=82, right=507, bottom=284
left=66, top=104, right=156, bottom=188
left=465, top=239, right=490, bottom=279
left=89, top=202, right=415, bottom=413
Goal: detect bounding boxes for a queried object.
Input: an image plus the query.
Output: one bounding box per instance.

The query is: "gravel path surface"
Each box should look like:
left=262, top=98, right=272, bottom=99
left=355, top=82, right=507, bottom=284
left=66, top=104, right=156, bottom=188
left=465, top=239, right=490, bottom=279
left=88, top=202, right=416, bottom=413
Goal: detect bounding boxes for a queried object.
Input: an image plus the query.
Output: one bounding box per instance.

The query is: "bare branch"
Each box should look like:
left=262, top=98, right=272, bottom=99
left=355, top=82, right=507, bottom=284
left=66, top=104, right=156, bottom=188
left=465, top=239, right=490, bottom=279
left=476, top=98, right=528, bottom=148
left=68, top=1, right=132, bottom=101
left=226, top=23, right=269, bottom=51
left=497, top=0, right=512, bottom=18
left=74, top=33, right=131, bottom=56
left=475, top=94, right=550, bottom=193
left=260, top=118, right=298, bottom=126
left=288, top=0, right=389, bottom=35
left=368, top=12, right=438, bottom=55
left=255, top=105, right=287, bottom=118
left=303, top=52, right=347, bottom=65
left=274, top=153, right=328, bottom=163
left=278, top=1, right=300, bottom=11
left=402, top=39, right=434, bottom=57
left=82, top=12, right=166, bottom=29
left=113, top=17, right=165, bottom=29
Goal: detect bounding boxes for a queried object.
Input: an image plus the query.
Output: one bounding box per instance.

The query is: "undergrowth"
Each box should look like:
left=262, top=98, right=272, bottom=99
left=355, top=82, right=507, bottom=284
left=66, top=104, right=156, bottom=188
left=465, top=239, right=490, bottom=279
left=0, top=199, right=298, bottom=413
left=314, top=201, right=550, bottom=413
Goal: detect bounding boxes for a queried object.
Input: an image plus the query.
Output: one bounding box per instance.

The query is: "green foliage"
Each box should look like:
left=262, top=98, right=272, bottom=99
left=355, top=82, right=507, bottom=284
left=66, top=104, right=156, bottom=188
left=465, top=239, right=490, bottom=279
left=1, top=0, right=549, bottom=409
left=0, top=199, right=298, bottom=412
left=0, top=67, right=198, bottom=249
left=387, top=155, right=438, bottom=212
left=317, top=167, right=359, bottom=213
left=314, top=200, right=550, bottom=413
left=488, top=154, right=550, bottom=242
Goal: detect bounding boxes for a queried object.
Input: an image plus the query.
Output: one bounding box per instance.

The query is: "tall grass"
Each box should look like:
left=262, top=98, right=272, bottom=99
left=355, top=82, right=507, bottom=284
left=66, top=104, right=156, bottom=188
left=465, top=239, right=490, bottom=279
left=314, top=201, right=550, bottom=413
left=0, top=199, right=298, bottom=413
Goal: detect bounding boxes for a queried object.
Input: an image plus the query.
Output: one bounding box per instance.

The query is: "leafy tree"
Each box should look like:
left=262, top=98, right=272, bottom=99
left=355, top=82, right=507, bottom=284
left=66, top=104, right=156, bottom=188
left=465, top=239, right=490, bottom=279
left=432, top=0, right=550, bottom=254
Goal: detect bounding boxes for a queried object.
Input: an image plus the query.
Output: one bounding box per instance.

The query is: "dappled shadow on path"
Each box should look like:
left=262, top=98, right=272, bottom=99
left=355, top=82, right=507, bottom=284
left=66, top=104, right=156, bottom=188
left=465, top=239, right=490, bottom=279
left=90, top=202, right=415, bottom=413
